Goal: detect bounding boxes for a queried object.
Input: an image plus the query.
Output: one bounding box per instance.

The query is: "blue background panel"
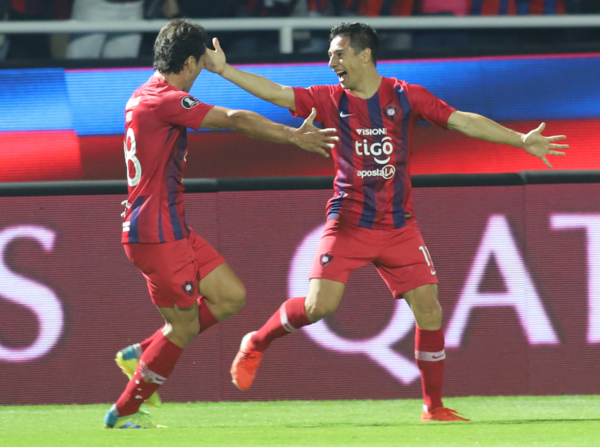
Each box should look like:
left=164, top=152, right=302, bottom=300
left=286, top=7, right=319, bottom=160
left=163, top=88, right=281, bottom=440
left=0, top=55, right=599, bottom=136
left=378, top=57, right=600, bottom=122
left=63, top=55, right=600, bottom=135
left=0, top=69, right=73, bottom=132
left=65, top=69, right=151, bottom=137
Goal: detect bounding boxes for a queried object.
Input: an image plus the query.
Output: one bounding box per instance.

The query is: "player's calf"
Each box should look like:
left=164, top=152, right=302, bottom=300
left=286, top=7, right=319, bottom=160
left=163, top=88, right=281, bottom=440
left=403, top=284, right=442, bottom=330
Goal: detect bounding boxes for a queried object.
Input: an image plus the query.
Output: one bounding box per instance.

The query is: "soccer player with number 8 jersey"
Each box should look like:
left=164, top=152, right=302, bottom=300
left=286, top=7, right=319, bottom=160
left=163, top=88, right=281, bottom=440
left=206, top=22, right=569, bottom=421
left=103, top=19, right=338, bottom=429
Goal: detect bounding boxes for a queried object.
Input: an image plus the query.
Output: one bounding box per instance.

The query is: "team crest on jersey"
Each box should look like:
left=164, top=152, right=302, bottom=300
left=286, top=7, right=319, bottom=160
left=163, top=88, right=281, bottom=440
left=181, top=280, right=195, bottom=296
left=181, top=96, right=200, bottom=109
left=382, top=105, right=399, bottom=122
left=320, top=253, right=334, bottom=267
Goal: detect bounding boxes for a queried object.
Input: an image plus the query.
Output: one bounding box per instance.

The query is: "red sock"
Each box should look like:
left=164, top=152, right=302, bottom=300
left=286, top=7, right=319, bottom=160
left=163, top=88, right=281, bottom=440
left=250, top=297, right=312, bottom=352
left=115, top=332, right=183, bottom=417
left=139, top=329, right=163, bottom=351
left=198, top=296, right=219, bottom=333
left=415, top=325, right=445, bottom=412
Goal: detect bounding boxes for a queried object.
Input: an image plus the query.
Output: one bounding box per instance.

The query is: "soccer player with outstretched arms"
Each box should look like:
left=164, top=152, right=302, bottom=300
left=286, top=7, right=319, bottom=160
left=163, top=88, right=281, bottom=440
left=206, top=22, right=568, bottom=421
left=103, top=19, right=338, bottom=429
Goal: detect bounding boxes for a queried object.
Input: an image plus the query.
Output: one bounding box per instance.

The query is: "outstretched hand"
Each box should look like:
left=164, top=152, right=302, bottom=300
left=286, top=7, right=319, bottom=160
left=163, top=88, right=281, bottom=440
left=521, top=123, right=568, bottom=168
left=204, top=37, right=227, bottom=75
left=293, top=108, right=338, bottom=157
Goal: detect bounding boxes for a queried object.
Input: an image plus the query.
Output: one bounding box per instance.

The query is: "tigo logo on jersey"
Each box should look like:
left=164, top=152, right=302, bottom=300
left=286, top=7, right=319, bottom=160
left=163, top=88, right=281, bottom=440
left=320, top=253, right=334, bottom=267
left=181, top=96, right=199, bottom=109
left=355, top=136, right=394, bottom=165
left=357, top=165, right=396, bottom=180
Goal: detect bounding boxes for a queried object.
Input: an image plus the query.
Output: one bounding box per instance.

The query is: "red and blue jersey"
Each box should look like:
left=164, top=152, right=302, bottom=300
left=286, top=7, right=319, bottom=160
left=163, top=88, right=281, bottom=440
left=292, top=77, right=455, bottom=230
left=121, top=76, right=213, bottom=244
left=468, top=0, right=565, bottom=15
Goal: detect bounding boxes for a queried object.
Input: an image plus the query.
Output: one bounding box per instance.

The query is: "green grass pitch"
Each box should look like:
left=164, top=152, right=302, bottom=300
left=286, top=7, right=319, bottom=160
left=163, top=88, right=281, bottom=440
left=1, top=396, right=599, bottom=446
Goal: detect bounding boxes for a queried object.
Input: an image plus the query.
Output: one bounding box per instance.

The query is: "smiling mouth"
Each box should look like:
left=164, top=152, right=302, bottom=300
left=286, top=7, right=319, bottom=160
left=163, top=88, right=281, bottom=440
left=336, top=71, right=347, bottom=82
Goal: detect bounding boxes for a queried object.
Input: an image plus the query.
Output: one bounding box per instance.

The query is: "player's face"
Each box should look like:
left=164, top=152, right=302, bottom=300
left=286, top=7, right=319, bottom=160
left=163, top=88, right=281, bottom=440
left=328, top=36, right=364, bottom=90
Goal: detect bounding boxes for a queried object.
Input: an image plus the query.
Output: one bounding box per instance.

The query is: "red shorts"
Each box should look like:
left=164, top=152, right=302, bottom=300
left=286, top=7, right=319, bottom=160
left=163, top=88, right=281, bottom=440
left=124, top=230, right=226, bottom=308
left=309, top=218, right=438, bottom=298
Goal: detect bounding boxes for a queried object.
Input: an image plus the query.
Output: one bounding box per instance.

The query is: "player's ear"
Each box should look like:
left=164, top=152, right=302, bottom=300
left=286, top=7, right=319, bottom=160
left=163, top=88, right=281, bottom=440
left=361, top=48, right=372, bottom=65
left=185, top=55, right=196, bottom=73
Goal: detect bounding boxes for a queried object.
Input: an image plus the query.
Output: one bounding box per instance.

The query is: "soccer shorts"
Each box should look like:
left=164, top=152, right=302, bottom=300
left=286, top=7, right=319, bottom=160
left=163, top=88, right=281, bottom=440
left=124, top=229, right=226, bottom=308
left=309, top=218, right=438, bottom=298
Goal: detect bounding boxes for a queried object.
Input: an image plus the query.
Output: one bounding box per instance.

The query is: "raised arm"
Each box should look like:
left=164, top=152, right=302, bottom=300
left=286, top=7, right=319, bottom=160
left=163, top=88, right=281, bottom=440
left=447, top=111, right=569, bottom=168
left=204, top=38, right=297, bottom=111
left=201, top=106, right=337, bottom=157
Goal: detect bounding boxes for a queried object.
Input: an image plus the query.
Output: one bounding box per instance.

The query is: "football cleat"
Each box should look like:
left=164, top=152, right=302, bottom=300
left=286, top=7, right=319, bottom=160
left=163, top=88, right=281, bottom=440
left=230, top=331, right=263, bottom=391
left=115, top=345, right=162, bottom=408
left=104, top=407, right=166, bottom=429
left=422, top=407, right=470, bottom=422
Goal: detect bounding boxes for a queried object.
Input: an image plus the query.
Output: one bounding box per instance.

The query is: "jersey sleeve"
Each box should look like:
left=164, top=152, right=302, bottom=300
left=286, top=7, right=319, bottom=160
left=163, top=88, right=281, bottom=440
left=153, top=91, right=213, bottom=130
left=406, top=84, right=456, bottom=128
left=290, top=85, right=329, bottom=123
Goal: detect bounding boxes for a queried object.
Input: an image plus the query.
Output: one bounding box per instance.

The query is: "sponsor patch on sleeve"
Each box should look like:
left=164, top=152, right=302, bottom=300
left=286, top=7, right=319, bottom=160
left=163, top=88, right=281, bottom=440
left=181, top=96, right=200, bottom=109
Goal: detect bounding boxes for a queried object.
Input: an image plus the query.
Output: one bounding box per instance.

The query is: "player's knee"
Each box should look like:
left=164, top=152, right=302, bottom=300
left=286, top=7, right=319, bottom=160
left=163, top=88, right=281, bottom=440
left=218, top=282, right=246, bottom=317
left=305, top=299, right=336, bottom=322
left=168, top=320, right=200, bottom=347
left=234, top=282, right=247, bottom=309
left=228, top=282, right=247, bottom=313
left=415, top=303, right=442, bottom=330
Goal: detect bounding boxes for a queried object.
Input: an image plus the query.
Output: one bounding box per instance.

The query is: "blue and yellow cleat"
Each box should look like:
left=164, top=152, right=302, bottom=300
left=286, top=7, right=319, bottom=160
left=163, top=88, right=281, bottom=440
left=115, top=345, right=162, bottom=408
left=104, top=406, right=166, bottom=429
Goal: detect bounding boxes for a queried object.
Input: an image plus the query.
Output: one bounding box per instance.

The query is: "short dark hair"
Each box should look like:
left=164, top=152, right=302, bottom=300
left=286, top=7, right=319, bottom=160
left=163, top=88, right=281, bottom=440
left=154, top=19, right=209, bottom=74
left=329, top=22, right=380, bottom=66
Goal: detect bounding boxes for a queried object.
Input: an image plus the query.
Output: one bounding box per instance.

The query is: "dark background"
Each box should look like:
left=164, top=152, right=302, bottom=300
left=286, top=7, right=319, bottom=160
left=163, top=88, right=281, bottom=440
left=0, top=182, right=599, bottom=405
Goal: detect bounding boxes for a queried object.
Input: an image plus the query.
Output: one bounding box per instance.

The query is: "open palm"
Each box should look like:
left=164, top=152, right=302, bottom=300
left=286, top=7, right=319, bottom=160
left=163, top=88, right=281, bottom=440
left=522, top=123, right=569, bottom=168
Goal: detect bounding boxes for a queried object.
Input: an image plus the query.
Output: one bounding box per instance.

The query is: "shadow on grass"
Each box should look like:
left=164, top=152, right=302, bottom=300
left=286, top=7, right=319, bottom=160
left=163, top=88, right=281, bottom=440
left=461, top=418, right=600, bottom=426
left=279, top=418, right=600, bottom=429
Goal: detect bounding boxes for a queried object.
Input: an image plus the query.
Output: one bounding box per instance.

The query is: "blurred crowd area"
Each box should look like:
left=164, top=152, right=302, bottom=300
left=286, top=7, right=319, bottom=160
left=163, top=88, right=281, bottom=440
left=1, top=0, right=600, bottom=61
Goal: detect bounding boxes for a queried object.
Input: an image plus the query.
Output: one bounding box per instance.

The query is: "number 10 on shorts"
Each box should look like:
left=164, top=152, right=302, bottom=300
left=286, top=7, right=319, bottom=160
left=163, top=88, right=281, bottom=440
left=419, top=246, right=436, bottom=275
